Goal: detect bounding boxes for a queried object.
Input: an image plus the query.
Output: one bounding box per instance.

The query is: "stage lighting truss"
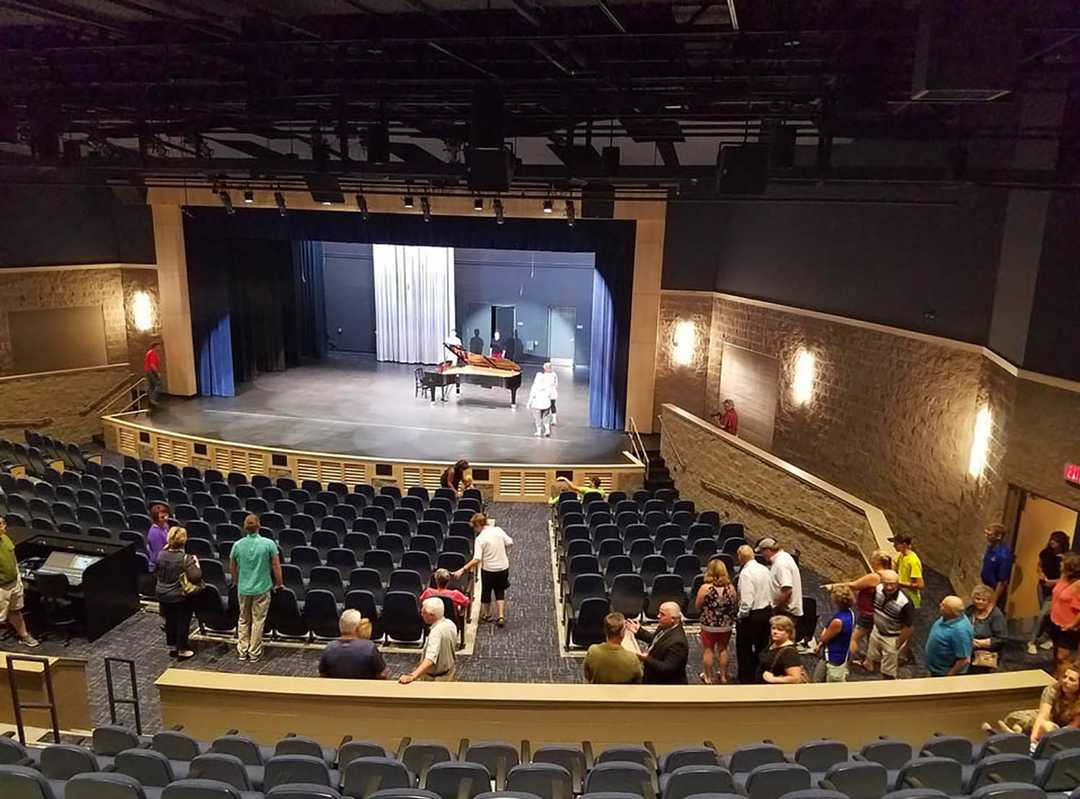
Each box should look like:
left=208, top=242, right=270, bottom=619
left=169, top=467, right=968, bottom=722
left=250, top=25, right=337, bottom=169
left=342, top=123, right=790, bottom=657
left=493, top=198, right=505, bottom=224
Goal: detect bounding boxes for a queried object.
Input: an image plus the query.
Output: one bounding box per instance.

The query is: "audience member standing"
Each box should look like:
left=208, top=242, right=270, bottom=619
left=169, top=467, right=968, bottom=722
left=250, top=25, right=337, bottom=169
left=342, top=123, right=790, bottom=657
left=982, top=523, right=1014, bottom=609
left=967, top=584, right=1007, bottom=674
left=440, top=460, right=471, bottom=496
left=319, top=610, right=387, bottom=679
left=1030, top=531, right=1069, bottom=655
left=230, top=514, right=283, bottom=663
left=583, top=613, right=643, bottom=684
left=0, top=518, right=38, bottom=648
left=759, top=615, right=805, bottom=684
left=735, top=544, right=773, bottom=684
left=147, top=502, right=171, bottom=568
left=399, top=598, right=457, bottom=683
left=925, top=596, right=973, bottom=677
left=814, top=585, right=856, bottom=682
left=865, top=570, right=914, bottom=680
left=710, top=399, right=739, bottom=436
left=527, top=368, right=556, bottom=437
left=155, top=526, right=197, bottom=660
left=824, top=550, right=891, bottom=665
left=892, top=534, right=924, bottom=609
left=626, top=602, right=689, bottom=684
left=1049, top=553, right=1080, bottom=673
left=695, top=559, right=737, bottom=684
left=756, top=538, right=803, bottom=624
left=144, top=340, right=163, bottom=408
left=455, top=513, right=512, bottom=627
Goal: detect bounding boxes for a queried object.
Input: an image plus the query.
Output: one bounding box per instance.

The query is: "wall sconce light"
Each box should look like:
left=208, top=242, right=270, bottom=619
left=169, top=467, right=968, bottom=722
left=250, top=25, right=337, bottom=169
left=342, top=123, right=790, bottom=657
left=132, top=290, right=155, bottom=332
left=968, top=404, right=992, bottom=479
left=792, top=348, right=816, bottom=405
left=671, top=320, right=696, bottom=366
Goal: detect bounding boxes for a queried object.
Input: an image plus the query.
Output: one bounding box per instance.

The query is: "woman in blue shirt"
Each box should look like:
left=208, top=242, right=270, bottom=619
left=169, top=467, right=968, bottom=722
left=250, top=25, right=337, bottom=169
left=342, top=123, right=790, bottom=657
left=815, top=585, right=856, bottom=682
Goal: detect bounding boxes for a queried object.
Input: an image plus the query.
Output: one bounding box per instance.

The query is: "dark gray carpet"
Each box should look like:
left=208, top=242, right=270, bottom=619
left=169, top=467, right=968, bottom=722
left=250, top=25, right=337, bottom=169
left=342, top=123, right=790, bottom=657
left=14, top=502, right=1050, bottom=736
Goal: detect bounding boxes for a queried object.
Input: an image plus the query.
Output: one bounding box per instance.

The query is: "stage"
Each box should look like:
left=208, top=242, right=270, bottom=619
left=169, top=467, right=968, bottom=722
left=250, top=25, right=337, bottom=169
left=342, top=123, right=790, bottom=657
left=145, top=354, right=633, bottom=464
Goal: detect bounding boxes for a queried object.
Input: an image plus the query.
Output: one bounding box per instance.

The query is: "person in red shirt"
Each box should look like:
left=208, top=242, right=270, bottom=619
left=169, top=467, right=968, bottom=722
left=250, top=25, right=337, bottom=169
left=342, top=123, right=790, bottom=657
left=144, top=341, right=163, bottom=407
left=419, top=568, right=471, bottom=624
left=710, top=398, right=739, bottom=436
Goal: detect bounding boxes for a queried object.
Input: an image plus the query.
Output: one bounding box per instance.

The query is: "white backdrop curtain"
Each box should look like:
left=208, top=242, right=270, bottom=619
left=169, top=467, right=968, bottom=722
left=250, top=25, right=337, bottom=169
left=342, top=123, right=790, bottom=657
left=372, top=244, right=456, bottom=364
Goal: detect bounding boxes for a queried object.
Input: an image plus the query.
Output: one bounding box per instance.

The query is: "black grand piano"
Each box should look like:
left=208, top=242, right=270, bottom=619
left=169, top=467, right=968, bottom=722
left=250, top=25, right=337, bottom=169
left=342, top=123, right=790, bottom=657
left=423, top=344, right=523, bottom=407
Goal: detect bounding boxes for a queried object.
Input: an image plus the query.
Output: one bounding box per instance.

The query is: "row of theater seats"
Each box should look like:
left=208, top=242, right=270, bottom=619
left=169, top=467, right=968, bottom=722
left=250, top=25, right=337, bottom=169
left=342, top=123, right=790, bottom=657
left=551, top=493, right=817, bottom=650
left=3, top=725, right=1080, bottom=799
left=0, top=433, right=93, bottom=481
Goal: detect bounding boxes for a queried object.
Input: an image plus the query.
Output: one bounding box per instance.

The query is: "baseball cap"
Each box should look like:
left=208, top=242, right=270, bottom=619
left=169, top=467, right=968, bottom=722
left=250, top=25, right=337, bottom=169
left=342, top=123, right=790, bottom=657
left=754, top=537, right=778, bottom=553
left=888, top=533, right=912, bottom=544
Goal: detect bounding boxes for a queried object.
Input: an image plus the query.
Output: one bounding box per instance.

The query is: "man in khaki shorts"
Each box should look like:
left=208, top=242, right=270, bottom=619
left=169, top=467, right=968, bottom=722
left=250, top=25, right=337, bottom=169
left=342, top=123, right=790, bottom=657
left=865, top=569, right=912, bottom=679
left=0, top=519, right=39, bottom=648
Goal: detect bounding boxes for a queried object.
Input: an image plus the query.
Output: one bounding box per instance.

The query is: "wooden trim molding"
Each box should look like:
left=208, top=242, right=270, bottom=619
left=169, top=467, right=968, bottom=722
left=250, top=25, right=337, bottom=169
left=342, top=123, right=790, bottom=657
left=102, top=413, right=645, bottom=503
left=0, top=263, right=156, bottom=274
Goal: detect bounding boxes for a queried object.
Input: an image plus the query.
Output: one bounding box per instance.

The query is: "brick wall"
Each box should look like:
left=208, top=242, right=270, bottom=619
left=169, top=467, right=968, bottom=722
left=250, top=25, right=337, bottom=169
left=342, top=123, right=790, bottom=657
left=0, top=266, right=161, bottom=443
left=660, top=406, right=873, bottom=581
left=653, top=291, right=1056, bottom=591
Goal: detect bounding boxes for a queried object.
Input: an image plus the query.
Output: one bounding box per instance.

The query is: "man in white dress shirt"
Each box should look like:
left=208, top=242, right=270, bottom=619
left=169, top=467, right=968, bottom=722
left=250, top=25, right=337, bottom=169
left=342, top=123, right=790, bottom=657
left=735, top=544, right=773, bottom=684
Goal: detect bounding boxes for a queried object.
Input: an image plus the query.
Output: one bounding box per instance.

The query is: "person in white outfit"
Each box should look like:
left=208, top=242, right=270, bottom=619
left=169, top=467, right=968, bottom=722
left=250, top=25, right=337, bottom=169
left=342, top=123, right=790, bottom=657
left=528, top=368, right=556, bottom=437
left=544, top=362, right=559, bottom=426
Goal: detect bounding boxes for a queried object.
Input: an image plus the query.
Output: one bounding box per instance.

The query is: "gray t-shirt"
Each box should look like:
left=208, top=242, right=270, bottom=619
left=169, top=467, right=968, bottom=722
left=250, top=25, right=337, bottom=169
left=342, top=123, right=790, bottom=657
left=318, top=639, right=386, bottom=679
left=424, top=618, right=458, bottom=676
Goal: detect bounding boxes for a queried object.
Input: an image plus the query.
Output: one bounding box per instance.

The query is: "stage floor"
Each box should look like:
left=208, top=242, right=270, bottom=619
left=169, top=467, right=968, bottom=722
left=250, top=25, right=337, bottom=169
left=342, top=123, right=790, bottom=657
left=148, top=354, right=633, bottom=464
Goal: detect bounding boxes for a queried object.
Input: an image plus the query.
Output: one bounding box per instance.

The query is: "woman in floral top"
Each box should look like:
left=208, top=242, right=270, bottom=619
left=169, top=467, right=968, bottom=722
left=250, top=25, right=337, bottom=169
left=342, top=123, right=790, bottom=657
left=695, top=558, right=738, bottom=683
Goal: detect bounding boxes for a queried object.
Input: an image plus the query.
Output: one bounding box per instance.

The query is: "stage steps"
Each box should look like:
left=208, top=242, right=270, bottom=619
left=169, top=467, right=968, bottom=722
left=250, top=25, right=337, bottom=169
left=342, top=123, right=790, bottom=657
left=644, top=448, right=675, bottom=492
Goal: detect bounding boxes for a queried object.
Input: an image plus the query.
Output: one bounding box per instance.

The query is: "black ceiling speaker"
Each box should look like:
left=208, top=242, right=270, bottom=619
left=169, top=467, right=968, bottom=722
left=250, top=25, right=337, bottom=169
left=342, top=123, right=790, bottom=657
left=471, top=89, right=505, bottom=149
left=466, top=148, right=515, bottom=192
left=367, top=123, right=390, bottom=164
left=306, top=174, right=344, bottom=204
left=581, top=183, right=615, bottom=219
left=716, top=144, right=768, bottom=194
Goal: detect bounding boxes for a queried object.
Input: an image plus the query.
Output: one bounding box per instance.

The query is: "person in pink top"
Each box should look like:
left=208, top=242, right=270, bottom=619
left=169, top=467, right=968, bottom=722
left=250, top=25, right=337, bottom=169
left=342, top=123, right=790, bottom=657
left=1050, top=552, right=1080, bottom=673
left=419, top=568, right=471, bottom=622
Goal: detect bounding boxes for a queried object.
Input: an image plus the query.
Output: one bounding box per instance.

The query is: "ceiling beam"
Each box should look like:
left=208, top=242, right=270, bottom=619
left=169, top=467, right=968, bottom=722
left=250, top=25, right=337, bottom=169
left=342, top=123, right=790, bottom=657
left=0, top=0, right=128, bottom=34
left=596, top=1, right=627, bottom=34
left=96, top=0, right=236, bottom=41
left=427, top=42, right=498, bottom=81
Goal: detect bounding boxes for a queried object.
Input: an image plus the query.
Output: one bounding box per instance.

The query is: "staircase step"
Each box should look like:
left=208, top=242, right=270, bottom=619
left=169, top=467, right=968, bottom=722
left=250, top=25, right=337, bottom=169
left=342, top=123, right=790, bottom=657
left=645, top=478, right=675, bottom=491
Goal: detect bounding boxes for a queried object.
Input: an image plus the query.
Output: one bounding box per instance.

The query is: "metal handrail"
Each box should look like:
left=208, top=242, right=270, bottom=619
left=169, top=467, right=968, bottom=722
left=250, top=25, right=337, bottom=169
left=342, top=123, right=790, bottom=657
left=656, top=413, right=684, bottom=469
left=627, top=416, right=649, bottom=469
left=6, top=654, right=60, bottom=745
left=78, top=374, right=144, bottom=417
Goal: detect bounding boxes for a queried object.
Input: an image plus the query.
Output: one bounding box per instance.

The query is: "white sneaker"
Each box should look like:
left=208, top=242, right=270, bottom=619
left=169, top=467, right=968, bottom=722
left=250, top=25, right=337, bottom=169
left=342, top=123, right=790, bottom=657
left=533, top=431, right=542, bottom=437
left=1040, top=639, right=1054, bottom=650
left=1027, top=642, right=1038, bottom=656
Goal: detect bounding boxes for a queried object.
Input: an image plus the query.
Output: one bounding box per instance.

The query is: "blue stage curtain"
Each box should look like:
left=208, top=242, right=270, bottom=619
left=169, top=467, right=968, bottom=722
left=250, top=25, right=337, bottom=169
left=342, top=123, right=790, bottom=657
left=292, top=240, right=327, bottom=359
left=184, top=208, right=635, bottom=428
left=186, top=235, right=236, bottom=397
left=589, top=268, right=623, bottom=429
left=198, top=314, right=236, bottom=397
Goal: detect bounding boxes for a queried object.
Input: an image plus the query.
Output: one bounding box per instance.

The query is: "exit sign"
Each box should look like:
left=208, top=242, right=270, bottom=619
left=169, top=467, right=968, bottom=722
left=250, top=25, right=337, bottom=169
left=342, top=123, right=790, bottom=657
left=1067, top=463, right=1080, bottom=486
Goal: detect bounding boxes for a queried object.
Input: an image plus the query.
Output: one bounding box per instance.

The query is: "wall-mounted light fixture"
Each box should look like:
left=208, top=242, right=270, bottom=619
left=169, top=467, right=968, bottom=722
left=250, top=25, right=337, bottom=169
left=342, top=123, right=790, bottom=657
left=132, top=290, right=155, bottom=332
left=671, top=320, right=696, bottom=366
left=968, top=404, right=992, bottom=479
left=792, top=348, right=816, bottom=405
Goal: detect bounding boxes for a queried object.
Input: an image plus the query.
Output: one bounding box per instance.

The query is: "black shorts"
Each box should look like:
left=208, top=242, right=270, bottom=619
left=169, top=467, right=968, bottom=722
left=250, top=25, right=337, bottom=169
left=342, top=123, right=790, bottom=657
left=550, top=399, right=557, bottom=412
left=480, top=569, right=510, bottom=603
left=1050, top=621, right=1080, bottom=650
left=857, top=614, right=874, bottom=631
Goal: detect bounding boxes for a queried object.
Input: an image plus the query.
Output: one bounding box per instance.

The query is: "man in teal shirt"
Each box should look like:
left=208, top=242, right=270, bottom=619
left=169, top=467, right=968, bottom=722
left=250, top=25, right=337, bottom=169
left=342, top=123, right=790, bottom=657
left=925, top=595, right=973, bottom=677
left=229, top=514, right=282, bottom=663
left=0, top=519, right=38, bottom=647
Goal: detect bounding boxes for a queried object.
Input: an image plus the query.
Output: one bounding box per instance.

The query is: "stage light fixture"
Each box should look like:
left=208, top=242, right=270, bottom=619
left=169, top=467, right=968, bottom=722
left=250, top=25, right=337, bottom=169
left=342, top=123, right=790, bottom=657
left=421, top=195, right=431, bottom=222
left=403, top=194, right=414, bottom=209
left=274, top=191, right=287, bottom=216
left=243, top=189, right=254, bottom=204
left=493, top=198, right=504, bottom=225
left=355, top=193, right=369, bottom=220
left=219, top=190, right=235, bottom=214
left=473, top=197, right=484, bottom=212
left=566, top=199, right=575, bottom=227
left=543, top=199, right=553, bottom=214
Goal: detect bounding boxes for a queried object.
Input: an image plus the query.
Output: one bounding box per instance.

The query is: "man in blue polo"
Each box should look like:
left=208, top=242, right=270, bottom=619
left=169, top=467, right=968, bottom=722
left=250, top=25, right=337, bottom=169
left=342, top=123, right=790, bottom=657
left=982, top=523, right=1014, bottom=609
left=925, top=596, right=973, bottom=677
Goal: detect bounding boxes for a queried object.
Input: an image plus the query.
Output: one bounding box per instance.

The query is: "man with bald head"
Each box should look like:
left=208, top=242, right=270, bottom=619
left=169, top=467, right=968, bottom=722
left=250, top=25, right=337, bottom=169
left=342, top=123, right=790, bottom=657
left=625, top=601, right=689, bottom=684
left=866, top=569, right=914, bottom=679
left=925, top=595, right=974, bottom=677
left=736, top=545, right=773, bottom=683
